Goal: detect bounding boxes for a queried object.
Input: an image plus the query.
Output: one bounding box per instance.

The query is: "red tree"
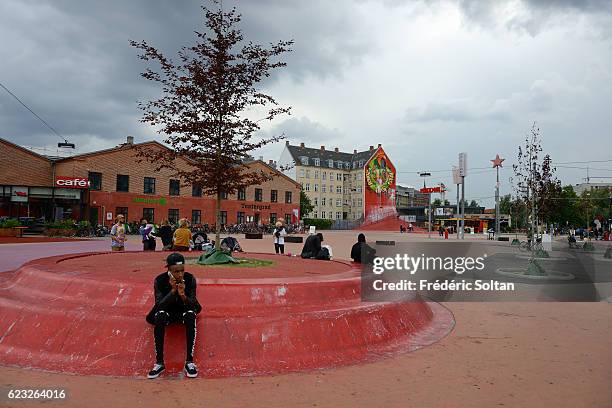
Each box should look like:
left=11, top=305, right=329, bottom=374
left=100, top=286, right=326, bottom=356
left=130, top=2, right=292, bottom=248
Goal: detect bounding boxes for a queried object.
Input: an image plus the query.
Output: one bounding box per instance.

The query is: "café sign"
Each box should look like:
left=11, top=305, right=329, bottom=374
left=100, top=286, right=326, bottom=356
left=55, top=176, right=90, bottom=189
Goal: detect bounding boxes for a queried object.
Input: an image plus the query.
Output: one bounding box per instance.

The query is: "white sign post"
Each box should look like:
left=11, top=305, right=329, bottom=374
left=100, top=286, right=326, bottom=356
left=458, top=153, right=467, bottom=239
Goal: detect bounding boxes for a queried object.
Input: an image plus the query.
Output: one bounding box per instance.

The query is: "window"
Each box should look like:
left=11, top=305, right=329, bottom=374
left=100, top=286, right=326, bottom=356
left=359, top=160, right=364, bottom=167
left=143, top=208, right=154, bottom=223
left=314, top=184, right=318, bottom=192
left=305, top=183, right=310, bottom=192
left=328, top=159, right=334, bottom=168
left=314, top=158, right=320, bottom=166
left=89, top=172, right=102, bottom=190
left=192, top=184, right=202, bottom=197
left=344, top=199, right=349, bottom=205
left=144, top=177, right=156, bottom=194
left=322, top=185, right=326, bottom=193
left=336, top=186, right=342, bottom=194
left=357, top=185, right=362, bottom=193
left=345, top=162, right=351, bottom=169
left=270, top=213, right=277, bottom=224
left=192, top=210, right=201, bottom=225
left=220, top=211, right=227, bottom=225
left=168, top=209, right=179, bottom=224
left=284, top=214, right=292, bottom=223
left=337, top=174, right=342, bottom=181
left=322, top=197, right=326, bottom=206
left=255, top=188, right=263, bottom=202
left=329, top=199, right=333, bottom=207
left=221, top=191, right=228, bottom=199
left=237, top=211, right=245, bottom=224
left=322, top=171, right=326, bottom=181
left=299, top=169, right=305, bottom=178
left=321, top=211, right=326, bottom=218
left=357, top=173, right=362, bottom=181
left=314, top=170, right=319, bottom=179
left=285, top=191, right=292, bottom=203
left=305, top=170, right=310, bottom=178
left=343, top=174, right=348, bottom=182
left=300, top=156, right=309, bottom=165
left=314, top=197, right=318, bottom=206
left=169, top=179, right=180, bottom=196
left=329, top=172, right=334, bottom=180
left=336, top=211, right=342, bottom=220
left=353, top=174, right=357, bottom=181
left=328, top=212, right=333, bottom=219
left=238, top=187, right=246, bottom=200
left=116, top=207, right=128, bottom=219
left=116, top=175, right=129, bottom=192
left=270, top=189, right=278, bottom=203
left=336, top=198, right=342, bottom=207
left=358, top=198, right=363, bottom=206
left=337, top=161, right=343, bottom=169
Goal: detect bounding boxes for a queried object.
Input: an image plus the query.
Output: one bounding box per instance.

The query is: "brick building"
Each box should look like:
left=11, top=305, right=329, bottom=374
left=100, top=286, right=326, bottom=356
left=0, top=137, right=300, bottom=226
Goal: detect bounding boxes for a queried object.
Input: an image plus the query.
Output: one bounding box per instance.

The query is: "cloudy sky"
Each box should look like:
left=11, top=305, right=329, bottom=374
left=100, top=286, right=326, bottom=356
left=1, top=0, right=611, bottom=206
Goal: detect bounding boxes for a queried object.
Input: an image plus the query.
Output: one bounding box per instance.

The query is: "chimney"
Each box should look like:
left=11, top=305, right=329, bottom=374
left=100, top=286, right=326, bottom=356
left=269, top=159, right=273, bottom=164
left=334, top=147, right=339, bottom=152
left=300, top=142, right=305, bottom=148
left=320, top=145, right=325, bottom=150
left=353, top=149, right=357, bottom=154
left=369, top=145, right=374, bottom=151
left=285, top=140, right=290, bottom=146
left=126, top=135, right=134, bottom=145
left=377, top=143, right=382, bottom=148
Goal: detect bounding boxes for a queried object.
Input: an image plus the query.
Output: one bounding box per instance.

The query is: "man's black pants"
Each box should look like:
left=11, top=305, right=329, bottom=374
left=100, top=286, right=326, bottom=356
left=153, top=308, right=197, bottom=364
left=274, top=243, right=285, bottom=254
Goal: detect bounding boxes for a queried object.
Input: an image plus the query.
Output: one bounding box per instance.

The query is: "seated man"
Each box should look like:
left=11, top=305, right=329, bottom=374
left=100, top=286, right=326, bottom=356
left=301, top=233, right=330, bottom=260
left=146, top=253, right=202, bottom=379
left=350, top=233, right=376, bottom=264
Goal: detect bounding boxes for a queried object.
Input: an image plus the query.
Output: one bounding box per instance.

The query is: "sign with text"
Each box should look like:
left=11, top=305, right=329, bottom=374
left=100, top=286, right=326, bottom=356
left=54, top=176, right=90, bottom=189
left=420, top=186, right=442, bottom=194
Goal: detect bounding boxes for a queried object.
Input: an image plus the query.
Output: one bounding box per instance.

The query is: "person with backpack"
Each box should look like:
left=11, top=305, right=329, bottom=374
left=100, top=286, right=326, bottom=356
left=273, top=220, right=287, bottom=254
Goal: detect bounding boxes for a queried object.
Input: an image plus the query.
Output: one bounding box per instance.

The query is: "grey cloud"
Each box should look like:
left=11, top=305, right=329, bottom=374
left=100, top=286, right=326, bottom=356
left=0, top=0, right=374, bottom=150
left=268, top=116, right=344, bottom=144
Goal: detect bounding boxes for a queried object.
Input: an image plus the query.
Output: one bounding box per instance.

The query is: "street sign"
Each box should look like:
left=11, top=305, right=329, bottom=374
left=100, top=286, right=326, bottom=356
left=452, top=166, right=461, bottom=184
left=458, top=152, right=467, bottom=177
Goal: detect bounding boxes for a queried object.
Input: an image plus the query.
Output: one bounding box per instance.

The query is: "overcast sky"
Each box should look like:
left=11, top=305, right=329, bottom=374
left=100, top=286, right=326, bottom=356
left=1, top=0, right=611, bottom=206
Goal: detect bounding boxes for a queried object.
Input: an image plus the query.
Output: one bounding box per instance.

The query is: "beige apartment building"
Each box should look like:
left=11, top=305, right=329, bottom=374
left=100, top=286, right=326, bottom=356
left=278, top=141, right=385, bottom=221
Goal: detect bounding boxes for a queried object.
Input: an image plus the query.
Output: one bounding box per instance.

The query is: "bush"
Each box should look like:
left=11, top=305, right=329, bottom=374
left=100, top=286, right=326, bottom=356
left=302, top=218, right=333, bottom=230
left=0, top=219, right=21, bottom=228
left=45, top=219, right=77, bottom=230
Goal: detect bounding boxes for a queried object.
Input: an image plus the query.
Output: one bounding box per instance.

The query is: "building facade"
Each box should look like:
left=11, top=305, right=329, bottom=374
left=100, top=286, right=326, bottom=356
left=0, top=137, right=300, bottom=226
left=278, top=141, right=396, bottom=222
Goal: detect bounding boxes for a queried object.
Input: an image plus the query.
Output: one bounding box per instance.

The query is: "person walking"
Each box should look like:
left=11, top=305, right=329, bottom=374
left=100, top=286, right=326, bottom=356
left=110, top=215, right=127, bottom=252
left=273, top=220, right=287, bottom=254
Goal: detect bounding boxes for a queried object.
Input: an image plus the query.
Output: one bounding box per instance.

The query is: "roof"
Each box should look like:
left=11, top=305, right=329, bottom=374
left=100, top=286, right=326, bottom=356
left=284, top=143, right=376, bottom=168
left=0, top=137, right=51, bottom=161
left=54, top=140, right=168, bottom=162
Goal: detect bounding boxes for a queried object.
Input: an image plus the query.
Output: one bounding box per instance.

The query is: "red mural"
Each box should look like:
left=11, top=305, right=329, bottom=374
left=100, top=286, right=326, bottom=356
left=363, top=147, right=397, bottom=223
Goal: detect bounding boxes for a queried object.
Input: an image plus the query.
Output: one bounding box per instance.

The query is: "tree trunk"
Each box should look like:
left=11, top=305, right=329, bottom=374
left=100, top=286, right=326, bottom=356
left=215, top=191, right=221, bottom=250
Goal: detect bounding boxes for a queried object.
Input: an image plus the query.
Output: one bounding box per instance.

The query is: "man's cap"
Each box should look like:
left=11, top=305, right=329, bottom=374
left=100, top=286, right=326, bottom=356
left=166, top=252, right=185, bottom=266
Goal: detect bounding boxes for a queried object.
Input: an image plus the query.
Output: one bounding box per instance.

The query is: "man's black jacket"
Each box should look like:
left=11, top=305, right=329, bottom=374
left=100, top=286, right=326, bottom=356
left=145, top=272, right=202, bottom=324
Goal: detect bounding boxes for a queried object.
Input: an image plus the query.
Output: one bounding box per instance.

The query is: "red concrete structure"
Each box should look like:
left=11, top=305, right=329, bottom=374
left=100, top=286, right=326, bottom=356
left=363, top=147, right=397, bottom=224
left=0, top=137, right=300, bottom=226
left=0, top=252, right=454, bottom=378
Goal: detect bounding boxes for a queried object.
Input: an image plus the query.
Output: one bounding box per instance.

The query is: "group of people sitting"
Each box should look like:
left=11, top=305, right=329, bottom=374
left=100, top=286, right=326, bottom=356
left=109, top=215, right=193, bottom=252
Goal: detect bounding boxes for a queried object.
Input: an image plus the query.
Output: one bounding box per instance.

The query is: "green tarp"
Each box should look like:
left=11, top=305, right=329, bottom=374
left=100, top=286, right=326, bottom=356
left=197, top=248, right=239, bottom=265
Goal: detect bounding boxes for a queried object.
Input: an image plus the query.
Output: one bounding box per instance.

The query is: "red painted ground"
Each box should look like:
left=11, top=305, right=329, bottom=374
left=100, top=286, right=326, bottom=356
left=0, top=236, right=90, bottom=244
left=359, top=217, right=427, bottom=232
left=0, top=251, right=453, bottom=379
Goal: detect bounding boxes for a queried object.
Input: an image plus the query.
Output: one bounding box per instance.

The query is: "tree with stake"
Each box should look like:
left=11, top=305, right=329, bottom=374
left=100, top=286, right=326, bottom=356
left=130, top=2, right=293, bottom=250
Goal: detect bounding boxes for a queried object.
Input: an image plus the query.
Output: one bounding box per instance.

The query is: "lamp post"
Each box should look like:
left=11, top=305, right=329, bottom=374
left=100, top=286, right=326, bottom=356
left=491, top=154, right=505, bottom=240
left=419, top=171, right=431, bottom=238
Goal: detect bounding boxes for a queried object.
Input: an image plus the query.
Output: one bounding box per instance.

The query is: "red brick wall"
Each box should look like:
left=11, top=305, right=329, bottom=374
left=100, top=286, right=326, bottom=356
left=0, top=139, right=52, bottom=186
left=55, top=143, right=300, bottom=225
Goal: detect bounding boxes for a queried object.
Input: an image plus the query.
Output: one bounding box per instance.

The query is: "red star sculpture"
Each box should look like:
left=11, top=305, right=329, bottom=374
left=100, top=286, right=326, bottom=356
left=491, top=154, right=505, bottom=168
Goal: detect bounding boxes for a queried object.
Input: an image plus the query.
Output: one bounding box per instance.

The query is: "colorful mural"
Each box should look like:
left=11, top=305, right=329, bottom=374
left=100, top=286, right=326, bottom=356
left=364, top=147, right=396, bottom=223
